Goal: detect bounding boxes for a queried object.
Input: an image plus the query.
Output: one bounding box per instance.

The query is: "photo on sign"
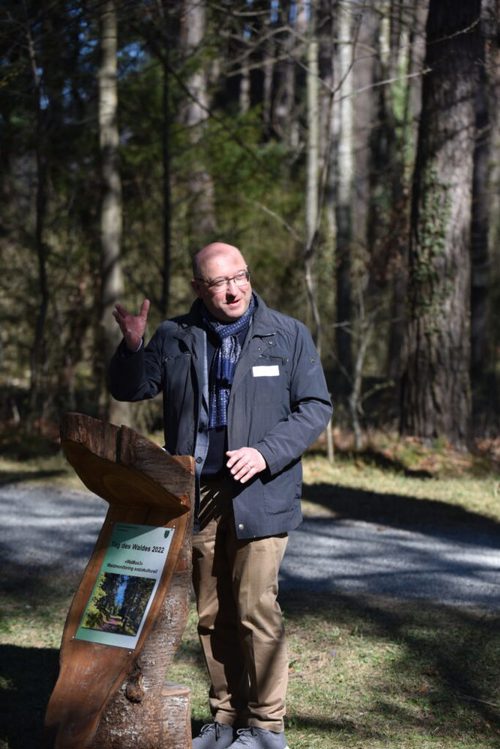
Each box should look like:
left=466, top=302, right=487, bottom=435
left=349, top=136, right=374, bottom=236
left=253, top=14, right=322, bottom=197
left=80, top=571, right=156, bottom=637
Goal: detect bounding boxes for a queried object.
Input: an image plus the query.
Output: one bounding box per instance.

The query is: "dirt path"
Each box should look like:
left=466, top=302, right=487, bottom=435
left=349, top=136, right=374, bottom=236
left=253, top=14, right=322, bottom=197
left=1, top=481, right=499, bottom=610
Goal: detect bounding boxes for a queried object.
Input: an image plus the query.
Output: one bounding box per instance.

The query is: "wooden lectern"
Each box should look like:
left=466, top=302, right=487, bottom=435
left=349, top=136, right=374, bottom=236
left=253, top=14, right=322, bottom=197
left=44, top=413, right=195, bottom=749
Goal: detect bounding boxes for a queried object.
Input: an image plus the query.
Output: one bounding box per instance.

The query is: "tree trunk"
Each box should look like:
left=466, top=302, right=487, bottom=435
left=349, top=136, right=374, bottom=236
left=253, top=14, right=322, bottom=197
left=26, top=19, right=50, bottom=425
left=162, top=34, right=172, bottom=317
left=386, top=0, right=427, bottom=382
left=470, top=60, right=491, bottom=380
left=240, top=55, right=251, bottom=115
left=272, top=13, right=299, bottom=147
left=319, top=0, right=336, bottom=251
left=470, top=1, right=498, bottom=382
left=335, top=1, right=354, bottom=388
left=400, top=0, right=482, bottom=446
left=481, top=3, right=500, bottom=406
left=98, top=0, right=128, bottom=425
left=180, top=0, right=217, bottom=241
left=45, top=414, right=195, bottom=749
left=304, top=7, right=322, bottom=351
left=89, top=544, right=193, bottom=749
left=262, top=37, right=275, bottom=136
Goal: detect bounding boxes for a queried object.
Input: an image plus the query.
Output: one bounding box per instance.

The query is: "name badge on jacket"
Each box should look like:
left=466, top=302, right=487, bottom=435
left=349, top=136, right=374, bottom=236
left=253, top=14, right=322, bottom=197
left=252, top=365, right=280, bottom=377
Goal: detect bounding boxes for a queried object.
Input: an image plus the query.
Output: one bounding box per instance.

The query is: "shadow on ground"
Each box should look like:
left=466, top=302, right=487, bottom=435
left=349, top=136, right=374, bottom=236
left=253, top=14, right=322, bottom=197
left=302, top=481, right=500, bottom=532
left=0, top=469, right=67, bottom=487
left=0, top=645, right=59, bottom=749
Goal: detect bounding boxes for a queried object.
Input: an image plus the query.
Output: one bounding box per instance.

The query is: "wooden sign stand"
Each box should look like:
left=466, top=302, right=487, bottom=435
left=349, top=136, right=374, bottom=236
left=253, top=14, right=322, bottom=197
left=44, top=413, right=195, bottom=749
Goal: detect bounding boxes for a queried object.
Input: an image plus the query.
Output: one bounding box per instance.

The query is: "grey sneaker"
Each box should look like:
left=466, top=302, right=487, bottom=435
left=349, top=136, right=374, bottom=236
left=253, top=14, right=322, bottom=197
left=193, top=722, right=235, bottom=749
left=229, top=727, right=289, bottom=749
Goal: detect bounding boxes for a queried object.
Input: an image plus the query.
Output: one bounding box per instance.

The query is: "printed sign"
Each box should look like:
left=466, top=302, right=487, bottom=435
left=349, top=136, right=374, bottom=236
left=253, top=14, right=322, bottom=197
left=75, top=522, right=174, bottom=649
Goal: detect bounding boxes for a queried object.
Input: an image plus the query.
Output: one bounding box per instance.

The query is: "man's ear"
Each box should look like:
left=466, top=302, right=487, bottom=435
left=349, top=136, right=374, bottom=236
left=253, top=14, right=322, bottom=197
left=191, top=278, right=202, bottom=298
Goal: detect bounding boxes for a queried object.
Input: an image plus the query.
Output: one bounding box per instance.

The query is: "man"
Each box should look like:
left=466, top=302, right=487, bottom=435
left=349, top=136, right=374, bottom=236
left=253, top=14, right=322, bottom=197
left=109, top=242, right=332, bottom=749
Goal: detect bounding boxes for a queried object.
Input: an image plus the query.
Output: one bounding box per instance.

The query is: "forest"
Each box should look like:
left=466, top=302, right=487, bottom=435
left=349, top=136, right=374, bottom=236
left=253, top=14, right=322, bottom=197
left=1, top=0, right=499, bottom=453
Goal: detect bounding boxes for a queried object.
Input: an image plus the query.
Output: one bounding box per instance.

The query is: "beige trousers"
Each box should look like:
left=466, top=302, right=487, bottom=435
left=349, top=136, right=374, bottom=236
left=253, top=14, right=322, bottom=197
left=192, top=479, right=289, bottom=732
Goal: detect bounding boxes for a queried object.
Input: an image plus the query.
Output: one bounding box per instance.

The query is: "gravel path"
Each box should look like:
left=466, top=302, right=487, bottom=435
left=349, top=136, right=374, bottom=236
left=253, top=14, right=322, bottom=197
left=281, top=516, right=500, bottom=609
left=1, top=482, right=499, bottom=610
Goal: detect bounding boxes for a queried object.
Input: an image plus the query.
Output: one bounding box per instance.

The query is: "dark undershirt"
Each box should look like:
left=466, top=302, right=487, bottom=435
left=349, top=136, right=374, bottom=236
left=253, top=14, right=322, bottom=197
left=201, top=326, right=248, bottom=478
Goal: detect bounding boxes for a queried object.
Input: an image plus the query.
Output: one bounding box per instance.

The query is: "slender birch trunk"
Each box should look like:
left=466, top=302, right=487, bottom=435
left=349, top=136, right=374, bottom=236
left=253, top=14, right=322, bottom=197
left=98, top=0, right=128, bottom=424
left=180, top=0, right=217, bottom=240
left=304, top=5, right=322, bottom=351
left=335, top=1, right=354, bottom=387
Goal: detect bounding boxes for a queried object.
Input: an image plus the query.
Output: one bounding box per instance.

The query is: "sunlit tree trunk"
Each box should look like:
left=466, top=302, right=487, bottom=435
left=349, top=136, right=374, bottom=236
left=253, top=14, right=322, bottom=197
left=273, top=6, right=299, bottom=147
left=98, top=0, right=129, bottom=424
left=161, top=52, right=172, bottom=317
left=401, top=0, right=482, bottom=446
left=304, top=2, right=322, bottom=351
left=180, top=0, right=217, bottom=242
left=334, top=0, right=354, bottom=387
left=240, top=55, right=251, bottom=114
left=157, top=0, right=172, bottom=317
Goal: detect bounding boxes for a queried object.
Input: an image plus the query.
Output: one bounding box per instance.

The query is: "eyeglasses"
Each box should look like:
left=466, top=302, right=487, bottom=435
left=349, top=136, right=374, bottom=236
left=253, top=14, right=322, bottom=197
left=195, top=269, right=250, bottom=293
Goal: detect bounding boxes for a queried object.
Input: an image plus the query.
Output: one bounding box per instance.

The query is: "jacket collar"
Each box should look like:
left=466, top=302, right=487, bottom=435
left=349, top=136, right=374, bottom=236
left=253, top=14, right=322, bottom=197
left=177, top=292, right=277, bottom=339
left=249, top=293, right=276, bottom=338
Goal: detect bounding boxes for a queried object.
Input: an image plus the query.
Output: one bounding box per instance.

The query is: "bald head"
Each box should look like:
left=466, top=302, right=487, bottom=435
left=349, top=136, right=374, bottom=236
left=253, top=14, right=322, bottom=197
left=191, top=241, right=253, bottom=322
left=192, top=242, right=246, bottom=279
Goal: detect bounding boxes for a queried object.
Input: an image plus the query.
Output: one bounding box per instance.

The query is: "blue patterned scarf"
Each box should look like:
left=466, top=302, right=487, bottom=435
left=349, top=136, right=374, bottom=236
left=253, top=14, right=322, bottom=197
left=202, top=296, right=255, bottom=428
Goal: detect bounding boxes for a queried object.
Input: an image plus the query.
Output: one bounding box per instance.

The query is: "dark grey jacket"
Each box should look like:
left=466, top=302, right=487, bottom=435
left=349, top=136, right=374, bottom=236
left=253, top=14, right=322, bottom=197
left=108, top=293, right=332, bottom=539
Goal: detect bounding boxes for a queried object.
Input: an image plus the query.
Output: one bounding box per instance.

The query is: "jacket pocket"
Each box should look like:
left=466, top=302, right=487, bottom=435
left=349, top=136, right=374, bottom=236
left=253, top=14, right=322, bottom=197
left=262, top=461, right=302, bottom=515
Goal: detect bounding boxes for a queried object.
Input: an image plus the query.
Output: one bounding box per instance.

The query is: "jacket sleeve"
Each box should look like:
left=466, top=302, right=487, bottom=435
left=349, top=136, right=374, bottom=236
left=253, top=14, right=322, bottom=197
left=108, top=329, right=165, bottom=402
left=253, top=322, right=333, bottom=475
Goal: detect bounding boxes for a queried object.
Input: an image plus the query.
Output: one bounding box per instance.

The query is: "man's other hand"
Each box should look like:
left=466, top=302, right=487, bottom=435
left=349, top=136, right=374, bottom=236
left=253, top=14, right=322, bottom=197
left=226, top=447, right=266, bottom=483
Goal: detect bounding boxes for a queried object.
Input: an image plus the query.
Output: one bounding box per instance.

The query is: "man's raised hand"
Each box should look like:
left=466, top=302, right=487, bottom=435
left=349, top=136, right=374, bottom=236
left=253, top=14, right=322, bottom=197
left=113, top=299, right=150, bottom=351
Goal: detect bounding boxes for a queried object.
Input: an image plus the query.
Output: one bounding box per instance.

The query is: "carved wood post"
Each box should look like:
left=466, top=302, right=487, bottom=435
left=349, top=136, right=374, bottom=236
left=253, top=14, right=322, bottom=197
left=44, top=413, right=195, bottom=749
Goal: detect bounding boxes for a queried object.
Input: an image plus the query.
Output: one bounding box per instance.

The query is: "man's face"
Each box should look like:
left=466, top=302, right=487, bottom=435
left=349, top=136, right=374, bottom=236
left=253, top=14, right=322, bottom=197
left=192, top=248, right=253, bottom=323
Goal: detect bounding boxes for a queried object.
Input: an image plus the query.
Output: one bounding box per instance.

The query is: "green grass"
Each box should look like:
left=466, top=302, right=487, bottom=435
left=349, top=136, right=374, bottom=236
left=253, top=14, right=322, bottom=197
left=2, top=587, right=499, bottom=749
left=300, top=456, right=500, bottom=541
left=1, top=445, right=500, bottom=748
left=170, top=592, right=500, bottom=749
